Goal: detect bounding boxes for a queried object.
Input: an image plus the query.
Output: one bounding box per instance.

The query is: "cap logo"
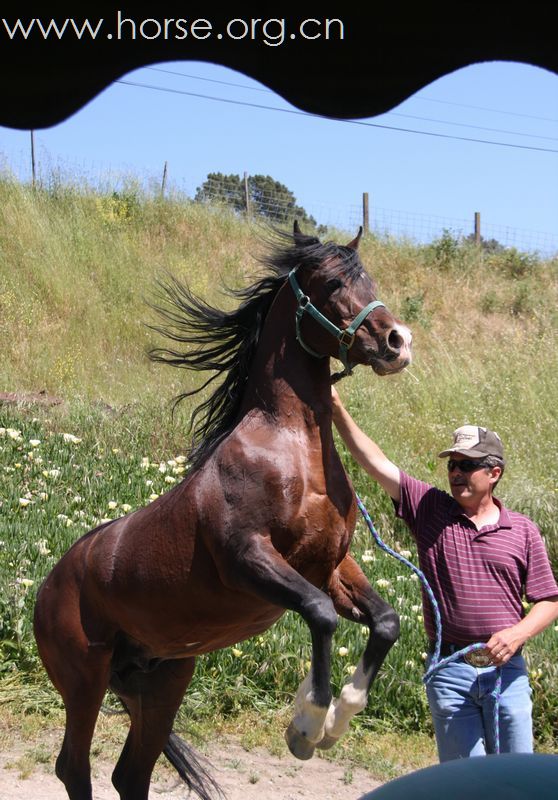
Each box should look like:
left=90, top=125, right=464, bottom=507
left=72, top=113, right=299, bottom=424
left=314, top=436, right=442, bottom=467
left=452, top=426, right=482, bottom=448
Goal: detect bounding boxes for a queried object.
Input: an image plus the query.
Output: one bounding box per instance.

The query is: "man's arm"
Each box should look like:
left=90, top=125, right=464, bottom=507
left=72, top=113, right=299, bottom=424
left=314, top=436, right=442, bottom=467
left=486, top=597, right=558, bottom=664
left=331, top=387, right=401, bottom=502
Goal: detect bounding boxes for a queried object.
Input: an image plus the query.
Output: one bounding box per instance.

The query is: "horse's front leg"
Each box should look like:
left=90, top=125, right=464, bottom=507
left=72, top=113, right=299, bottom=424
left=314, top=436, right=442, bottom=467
left=214, top=533, right=337, bottom=760
left=319, top=553, right=400, bottom=749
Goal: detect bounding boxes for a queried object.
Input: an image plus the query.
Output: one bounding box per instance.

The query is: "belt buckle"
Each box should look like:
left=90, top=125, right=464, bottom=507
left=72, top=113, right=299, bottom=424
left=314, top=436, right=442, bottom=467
left=463, top=649, right=493, bottom=667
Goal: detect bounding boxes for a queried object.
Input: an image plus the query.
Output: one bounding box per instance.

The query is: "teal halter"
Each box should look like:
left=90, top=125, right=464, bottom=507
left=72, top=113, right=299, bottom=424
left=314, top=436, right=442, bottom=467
left=288, top=268, right=385, bottom=380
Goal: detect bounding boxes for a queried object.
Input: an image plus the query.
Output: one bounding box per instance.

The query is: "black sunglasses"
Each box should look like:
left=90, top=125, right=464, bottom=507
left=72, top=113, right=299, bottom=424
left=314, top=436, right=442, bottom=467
left=447, top=458, right=490, bottom=473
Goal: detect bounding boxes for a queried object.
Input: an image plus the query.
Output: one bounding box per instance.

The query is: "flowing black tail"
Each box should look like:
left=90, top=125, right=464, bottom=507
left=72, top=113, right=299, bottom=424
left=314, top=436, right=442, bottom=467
left=163, top=732, right=225, bottom=800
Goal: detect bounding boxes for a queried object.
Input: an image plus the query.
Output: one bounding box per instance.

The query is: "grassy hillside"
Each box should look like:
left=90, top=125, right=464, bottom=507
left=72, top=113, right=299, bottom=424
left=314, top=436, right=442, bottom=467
left=1, top=175, right=558, bottom=744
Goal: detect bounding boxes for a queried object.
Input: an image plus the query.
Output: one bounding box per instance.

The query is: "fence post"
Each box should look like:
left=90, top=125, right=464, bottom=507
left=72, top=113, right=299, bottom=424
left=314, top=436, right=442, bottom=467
left=30, top=130, right=36, bottom=188
left=244, top=172, right=251, bottom=218
left=161, top=161, right=168, bottom=198
left=363, top=192, right=369, bottom=234
left=474, top=211, right=481, bottom=245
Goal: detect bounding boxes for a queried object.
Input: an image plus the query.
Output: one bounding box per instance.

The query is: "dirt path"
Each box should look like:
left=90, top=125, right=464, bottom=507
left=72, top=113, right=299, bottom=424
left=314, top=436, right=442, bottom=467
left=0, top=732, right=382, bottom=800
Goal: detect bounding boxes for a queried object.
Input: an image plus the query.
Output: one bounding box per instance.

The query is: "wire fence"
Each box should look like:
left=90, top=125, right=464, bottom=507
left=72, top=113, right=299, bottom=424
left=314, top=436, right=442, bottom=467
left=2, top=150, right=557, bottom=257
left=197, top=178, right=558, bottom=257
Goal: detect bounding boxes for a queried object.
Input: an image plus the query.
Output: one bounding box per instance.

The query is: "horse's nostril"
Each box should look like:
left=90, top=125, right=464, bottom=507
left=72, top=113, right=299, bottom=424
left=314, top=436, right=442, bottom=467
left=388, top=330, right=403, bottom=352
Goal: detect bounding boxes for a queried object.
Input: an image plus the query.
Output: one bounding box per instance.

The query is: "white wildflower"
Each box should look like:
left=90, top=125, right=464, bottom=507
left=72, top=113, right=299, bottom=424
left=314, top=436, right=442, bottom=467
left=62, top=433, right=82, bottom=444
left=36, top=539, right=51, bottom=556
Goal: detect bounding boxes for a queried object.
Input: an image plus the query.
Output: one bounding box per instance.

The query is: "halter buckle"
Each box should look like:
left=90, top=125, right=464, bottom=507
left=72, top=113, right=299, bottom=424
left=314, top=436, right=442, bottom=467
left=338, top=330, right=355, bottom=349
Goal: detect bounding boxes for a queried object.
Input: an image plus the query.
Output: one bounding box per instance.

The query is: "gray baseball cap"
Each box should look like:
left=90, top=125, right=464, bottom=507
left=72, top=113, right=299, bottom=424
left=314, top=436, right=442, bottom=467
left=438, top=425, right=504, bottom=459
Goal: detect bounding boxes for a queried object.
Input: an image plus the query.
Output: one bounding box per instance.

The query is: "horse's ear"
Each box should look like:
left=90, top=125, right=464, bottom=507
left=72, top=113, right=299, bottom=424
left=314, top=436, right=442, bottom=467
left=293, top=220, right=320, bottom=247
left=293, top=220, right=305, bottom=244
left=346, top=227, right=363, bottom=250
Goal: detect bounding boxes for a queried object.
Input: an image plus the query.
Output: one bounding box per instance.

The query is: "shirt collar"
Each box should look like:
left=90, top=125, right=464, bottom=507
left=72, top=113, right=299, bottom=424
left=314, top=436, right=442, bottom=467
left=449, top=495, right=512, bottom=529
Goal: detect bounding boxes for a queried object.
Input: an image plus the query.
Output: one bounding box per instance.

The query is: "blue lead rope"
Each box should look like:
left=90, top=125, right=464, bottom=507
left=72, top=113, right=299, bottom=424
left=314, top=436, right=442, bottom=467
left=355, top=493, right=502, bottom=754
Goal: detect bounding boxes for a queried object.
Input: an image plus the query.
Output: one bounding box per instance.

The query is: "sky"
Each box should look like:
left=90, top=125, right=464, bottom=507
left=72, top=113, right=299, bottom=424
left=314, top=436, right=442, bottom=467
left=1, top=58, right=557, bottom=254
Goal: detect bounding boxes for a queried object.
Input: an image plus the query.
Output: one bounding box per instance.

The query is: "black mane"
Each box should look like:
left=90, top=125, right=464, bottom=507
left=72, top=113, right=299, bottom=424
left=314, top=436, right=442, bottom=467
left=148, top=228, right=364, bottom=470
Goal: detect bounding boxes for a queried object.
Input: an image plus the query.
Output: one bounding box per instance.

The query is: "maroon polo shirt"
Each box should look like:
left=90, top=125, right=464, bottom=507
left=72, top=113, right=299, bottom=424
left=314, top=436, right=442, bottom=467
left=396, top=471, right=558, bottom=645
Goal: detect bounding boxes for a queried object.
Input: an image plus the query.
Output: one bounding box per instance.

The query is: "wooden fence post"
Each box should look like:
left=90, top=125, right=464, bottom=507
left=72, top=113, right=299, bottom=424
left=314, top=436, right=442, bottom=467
left=30, top=130, right=36, bottom=188
left=161, top=161, right=168, bottom=198
left=474, top=211, right=481, bottom=245
left=363, top=192, right=369, bottom=234
left=244, top=172, right=251, bottom=218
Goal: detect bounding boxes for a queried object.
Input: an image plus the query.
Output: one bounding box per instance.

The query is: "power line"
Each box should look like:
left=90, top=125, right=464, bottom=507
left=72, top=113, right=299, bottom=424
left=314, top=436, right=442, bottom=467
left=147, top=66, right=270, bottom=93
left=146, top=65, right=558, bottom=135
left=116, top=79, right=558, bottom=154
left=415, top=95, right=558, bottom=125
left=387, top=112, right=558, bottom=143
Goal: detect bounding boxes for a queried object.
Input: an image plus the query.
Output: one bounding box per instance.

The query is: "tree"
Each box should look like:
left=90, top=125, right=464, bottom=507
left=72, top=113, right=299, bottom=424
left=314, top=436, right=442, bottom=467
left=194, top=172, right=318, bottom=228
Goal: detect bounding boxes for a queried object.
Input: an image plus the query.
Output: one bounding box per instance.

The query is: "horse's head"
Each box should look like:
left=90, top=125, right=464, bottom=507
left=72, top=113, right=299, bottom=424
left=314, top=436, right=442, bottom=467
left=289, top=222, right=412, bottom=379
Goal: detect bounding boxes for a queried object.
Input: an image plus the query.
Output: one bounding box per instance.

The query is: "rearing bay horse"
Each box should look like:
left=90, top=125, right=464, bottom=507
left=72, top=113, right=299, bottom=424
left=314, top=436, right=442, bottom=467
left=34, top=223, right=412, bottom=800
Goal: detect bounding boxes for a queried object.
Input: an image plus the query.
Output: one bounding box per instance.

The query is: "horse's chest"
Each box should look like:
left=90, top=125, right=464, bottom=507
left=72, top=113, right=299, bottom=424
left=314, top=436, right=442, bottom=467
left=277, top=492, right=354, bottom=577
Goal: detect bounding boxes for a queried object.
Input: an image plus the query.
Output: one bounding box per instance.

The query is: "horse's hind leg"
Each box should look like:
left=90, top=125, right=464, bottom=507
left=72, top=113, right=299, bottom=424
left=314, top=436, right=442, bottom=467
left=320, top=553, right=400, bottom=748
left=110, top=657, right=198, bottom=800
left=34, top=590, right=112, bottom=800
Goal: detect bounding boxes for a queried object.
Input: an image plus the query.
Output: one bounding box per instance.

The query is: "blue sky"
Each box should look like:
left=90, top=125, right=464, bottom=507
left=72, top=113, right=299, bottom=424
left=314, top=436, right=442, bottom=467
left=1, top=59, right=557, bottom=253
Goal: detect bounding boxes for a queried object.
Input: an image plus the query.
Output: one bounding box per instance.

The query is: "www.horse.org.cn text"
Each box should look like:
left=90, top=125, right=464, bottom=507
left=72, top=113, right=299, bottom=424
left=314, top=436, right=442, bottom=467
left=1, top=15, right=346, bottom=47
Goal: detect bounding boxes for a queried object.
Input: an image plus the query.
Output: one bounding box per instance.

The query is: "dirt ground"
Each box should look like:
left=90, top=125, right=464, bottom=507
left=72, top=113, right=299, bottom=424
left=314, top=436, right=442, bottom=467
left=0, top=730, right=382, bottom=800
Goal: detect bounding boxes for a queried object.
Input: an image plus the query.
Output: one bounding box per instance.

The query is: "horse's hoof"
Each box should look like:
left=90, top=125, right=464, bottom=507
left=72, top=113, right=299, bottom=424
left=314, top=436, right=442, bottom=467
left=285, top=721, right=316, bottom=761
left=316, top=734, right=338, bottom=751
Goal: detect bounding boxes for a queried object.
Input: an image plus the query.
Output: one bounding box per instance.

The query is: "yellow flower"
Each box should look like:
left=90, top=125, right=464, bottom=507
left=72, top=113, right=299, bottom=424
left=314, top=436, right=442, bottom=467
left=108, top=501, right=118, bottom=510
left=19, top=498, right=32, bottom=507
left=232, top=648, right=243, bottom=658
left=338, top=647, right=349, bottom=657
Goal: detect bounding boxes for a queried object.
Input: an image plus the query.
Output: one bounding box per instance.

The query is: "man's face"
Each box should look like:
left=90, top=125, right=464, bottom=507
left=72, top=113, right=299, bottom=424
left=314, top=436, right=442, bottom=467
left=447, top=454, right=501, bottom=505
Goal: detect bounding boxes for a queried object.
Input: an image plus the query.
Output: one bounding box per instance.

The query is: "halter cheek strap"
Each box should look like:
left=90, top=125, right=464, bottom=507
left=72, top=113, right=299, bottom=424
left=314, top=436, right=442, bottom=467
left=288, top=269, right=385, bottom=379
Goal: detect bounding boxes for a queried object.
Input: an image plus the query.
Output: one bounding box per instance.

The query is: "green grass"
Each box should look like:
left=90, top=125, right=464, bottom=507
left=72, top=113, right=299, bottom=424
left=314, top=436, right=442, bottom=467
left=1, top=173, right=558, bottom=750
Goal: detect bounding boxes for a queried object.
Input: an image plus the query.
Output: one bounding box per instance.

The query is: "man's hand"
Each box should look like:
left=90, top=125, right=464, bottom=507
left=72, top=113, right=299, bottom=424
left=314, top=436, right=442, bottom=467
left=485, top=627, right=525, bottom=665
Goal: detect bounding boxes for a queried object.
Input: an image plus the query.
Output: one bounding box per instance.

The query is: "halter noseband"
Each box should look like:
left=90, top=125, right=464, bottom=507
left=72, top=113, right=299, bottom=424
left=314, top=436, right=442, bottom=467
left=288, top=268, right=385, bottom=381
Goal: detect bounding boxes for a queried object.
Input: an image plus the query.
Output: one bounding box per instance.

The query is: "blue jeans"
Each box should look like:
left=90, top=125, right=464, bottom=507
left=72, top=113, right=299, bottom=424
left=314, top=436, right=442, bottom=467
left=425, top=654, right=533, bottom=762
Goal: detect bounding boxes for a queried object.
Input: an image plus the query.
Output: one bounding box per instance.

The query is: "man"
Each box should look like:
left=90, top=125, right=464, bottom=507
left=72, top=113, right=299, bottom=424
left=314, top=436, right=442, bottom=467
left=331, top=387, right=558, bottom=761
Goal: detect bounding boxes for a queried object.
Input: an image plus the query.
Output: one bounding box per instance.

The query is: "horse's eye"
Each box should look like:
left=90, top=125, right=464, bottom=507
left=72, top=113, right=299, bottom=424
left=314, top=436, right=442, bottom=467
left=326, top=278, right=343, bottom=292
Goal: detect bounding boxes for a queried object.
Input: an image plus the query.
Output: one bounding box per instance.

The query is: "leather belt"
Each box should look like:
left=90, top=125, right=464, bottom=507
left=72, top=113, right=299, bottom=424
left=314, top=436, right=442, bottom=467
left=428, top=640, right=522, bottom=667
